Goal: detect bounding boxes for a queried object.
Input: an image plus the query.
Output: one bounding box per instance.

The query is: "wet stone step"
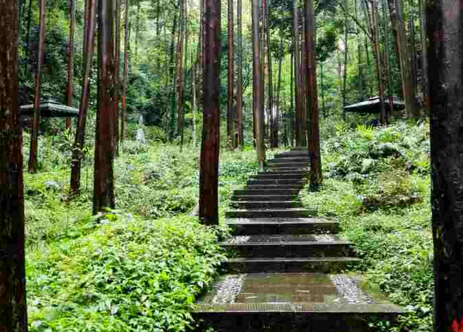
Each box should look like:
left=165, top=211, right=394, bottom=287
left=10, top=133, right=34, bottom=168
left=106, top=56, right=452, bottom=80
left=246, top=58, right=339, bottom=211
left=265, top=167, right=309, bottom=173
left=226, top=218, right=340, bottom=235
left=194, top=273, right=404, bottom=331
left=233, top=189, right=301, bottom=196
left=226, top=209, right=312, bottom=219
left=230, top=201, right=303, bottom=210
left=221, top=235, right=354, bottom=258
left=274, top=152, right=310, bottom=158
left=267, top=163, right=310, bottom=169
left=231, top=195, right=300, bottom=202
left=224, top=257, right=361, bottom=274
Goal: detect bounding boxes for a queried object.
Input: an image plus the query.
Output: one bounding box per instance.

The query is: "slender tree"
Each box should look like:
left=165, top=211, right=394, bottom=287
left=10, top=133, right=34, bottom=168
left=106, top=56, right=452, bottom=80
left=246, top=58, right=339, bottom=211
left=252, top=0, right=265, bottom=170
left=235, top=0, right=243, bottom=148
left=292, top=0, right=303, bottom=147
left=274, top=35, right=284, bottom=148
left=418, top=0, right=428, bottom=114
left=70, top=0, right=97, bottom=196
left=66, top=0, right=76, bottom=130
left=263, top=0, right=274, bottom=148
left=227, top=0, right=235, bottom=148
left=427, top=0, right=463, bottom=331
left=175, top=0, right=185, bottom=143
left=28, top=0, right=46, bottom=174
left=342, top=14, right=349, bottom=120
left=93, top=0, right=117, bottom=214
left=114, top=0, right=121, bottom=155
left=0, top=1, right=28, bottom=329
left=181, top=0, right=189, bottom=149
left=199, top=0, right=221, bottom=225
left=305, top=0, right=322, bottom=190
left=24, top=0, right=33, bottom=75
left=192, top=52, right=198, bottom=147
left=121, top=0, right=130, bottom=143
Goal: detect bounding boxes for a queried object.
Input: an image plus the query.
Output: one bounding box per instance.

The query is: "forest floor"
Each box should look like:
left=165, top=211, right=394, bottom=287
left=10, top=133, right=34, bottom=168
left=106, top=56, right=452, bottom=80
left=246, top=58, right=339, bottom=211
left=24, top=120, right=432, bottom=332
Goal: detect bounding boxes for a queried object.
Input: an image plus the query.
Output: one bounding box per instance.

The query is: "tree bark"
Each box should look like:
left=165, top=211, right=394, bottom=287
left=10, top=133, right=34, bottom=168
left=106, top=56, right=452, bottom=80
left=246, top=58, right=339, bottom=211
left=305, top=0, right=322, bottom=190
left=175, top=0, right=185, bottom=143
left=199, top=0, right=221, bottom=225
left=409, top=13, right=418, bottom=111
left=320, top=61, right=326, bottom=117
left=274, top=35, right=284, bottom=148
left=192, top=53, right=197, bottom=148
left=418, top=0, right=428, bottom=114
left=28, top=0, right=46, bottom=174
left=93, top=0, right=116, bottom=214
left=427, top=0, right=463, bottom=330
left=292, top=1, right=303, bottom=147
left=66, top=0, right=76, bottom=130
left=227, top=0, right=235, bottom=149
left=342, top=17, right=348, bottom=120
left=235, top=0, right=243, bottom=148
left=387, top=0, right=418, bottom=119
left=114, top=0, right=121, bottom=155
left=0, top=1, right=28, bottom=329
left=70, top=0, right=97, bottom=196
left=301, top=11, right=307, bottom=146
left=169, top=14, right=178, bottom=140
left=252, top=0, right=265, bottom=170
left=264, top=0, right=274, bottom=149
left=24, top=0, right=33, bottom=75
left=121, top=0, right=130, bottom=143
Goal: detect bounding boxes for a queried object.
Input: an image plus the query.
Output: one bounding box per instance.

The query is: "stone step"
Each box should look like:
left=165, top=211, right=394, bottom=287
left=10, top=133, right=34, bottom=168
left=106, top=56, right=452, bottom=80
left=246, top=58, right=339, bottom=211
left=267, top=163, right=310, bottom=169
left=223, top=257, right=361, bottom=274
left=226, top=208, right=312, bottom=219
left=247, top=179, right=305, bottom=186
left=246, top=185, right=304, bottom=191
left=274, top=152, right=309, bottom=158
left=268, top=157, right=311, bottom=164
left=252, top=173, right=307, bottom=180
left=265, top=167, right=309, bottom=173
left=230, top=201, right=303, bottom=210
left=221, top=235, right=354, bottom=258
left=195, top=273, right=403, bottom=331
left=231, top=195, right=300, bottom=202
left=226, top=218, right=339, bottom=235
left=233, top=189, right=301, bottom=196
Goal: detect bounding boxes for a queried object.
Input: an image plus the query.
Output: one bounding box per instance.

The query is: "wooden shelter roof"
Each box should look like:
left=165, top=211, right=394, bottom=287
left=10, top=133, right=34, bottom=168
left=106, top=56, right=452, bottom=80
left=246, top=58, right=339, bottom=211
left=20, top=99, right=79, bottom=118
left=344, top=97, right=405, bottom=114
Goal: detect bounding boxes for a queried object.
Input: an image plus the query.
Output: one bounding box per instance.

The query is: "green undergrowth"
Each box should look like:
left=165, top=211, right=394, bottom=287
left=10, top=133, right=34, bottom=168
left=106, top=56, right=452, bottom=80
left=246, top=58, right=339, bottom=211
left=302, top=121, right=433, bottom=332
left=24, top=131, right=283, bottom=331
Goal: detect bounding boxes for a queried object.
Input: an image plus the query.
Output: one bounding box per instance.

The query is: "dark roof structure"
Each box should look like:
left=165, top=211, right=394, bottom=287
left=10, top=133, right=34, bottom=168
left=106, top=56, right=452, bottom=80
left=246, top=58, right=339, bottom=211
left=344, top=97, right=405, bottom=114
left=20, top=99, right=79, bottom=118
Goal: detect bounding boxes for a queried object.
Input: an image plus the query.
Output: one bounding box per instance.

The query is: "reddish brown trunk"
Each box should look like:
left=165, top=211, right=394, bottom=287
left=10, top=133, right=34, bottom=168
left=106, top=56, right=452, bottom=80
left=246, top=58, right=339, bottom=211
left=293, top=1, right=303, bottom=147
left=227, top=0, right=235, bottom=149
left=93, top=0, right=116, bottom=214
left=264, top=0, right=274, bottom=148
left=301, top=11, right=307, bottom=146
left=427, top=0, right=463, bottom=329
left=252, top=0, right=265, bottom=169
left=114, top=0, right=121, bottom=154
left=305, top=0, right=322, bottom=190
left=28, top=0, right=46, bottom=174
left=235, top=0, right=243, bottom=148
left=199, top=0, right=221, bottom=225
left=66, top=0, right=75, bottom=130
left=274, top=35, right=284, bottom=148
left=175, top=0, right=185, bottom=138
left=121, top=0, right=130, bottom=143
left=70, top=0, right=97, bottom=196
left=0, top=1, right=28, bottom=329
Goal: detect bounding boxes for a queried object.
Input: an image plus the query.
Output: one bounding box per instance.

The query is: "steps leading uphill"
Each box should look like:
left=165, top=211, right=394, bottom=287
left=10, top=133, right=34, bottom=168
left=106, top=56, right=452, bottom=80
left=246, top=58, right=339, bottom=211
left=194, top=149, right=404, bottom=332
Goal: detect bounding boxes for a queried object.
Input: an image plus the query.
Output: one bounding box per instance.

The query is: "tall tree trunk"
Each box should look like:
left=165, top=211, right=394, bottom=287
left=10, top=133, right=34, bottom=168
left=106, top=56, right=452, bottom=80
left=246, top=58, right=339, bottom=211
left=24, top=0, right=33, bottom=75
left=175, top=0, right=184, bottom=142
left=264, top=0, right=274, bottom=148
left=134, top=0, right=140, bottom=73
left=301, top=11, right=307, bottom=146
left=371, top=0, right=386, bottom=124
left=235, top=0, right=243, bottom=148
left=169, top=14, right=178, bottom=140
left=293, top=1, right=303, bottom=147
left=94, top=0, right=116, bottom=214
left=252, top=0, right=265, bottom=170
left=320, top=61, right=326, bottom=117
left=290, top=47, right=294, bottom=146
left=418, top=0, right=428, bottom=114
left=382, top=0, right=393, bottom=123
left=305, top=0, right=322, bottom=190
left=66, top=0, right=76, bottom=130
left=364, top=36, right=373, bottom=97
left=227, top=0, right=235, bottom=149
left=114, top=0, right=121, bottom=155
left=192, top=53, right=197, bottom=147
left=181, top=0, right=188, bottom=150
left=199, top=0, right=221, bottom=225
left=28, top=0, right=46, bottom=174
left=409, top=12, right=418, bottom=110
left=387, top=0, right=418, bottom=119
left=0, top=1, right=28, bottom=329
left=427, top=0, right=463, bottom=330
left=70, top=0, right=97, bottom=196
left=121, top=0, right=130, bottom=143
left=342, top=18, right=349, bottom=120
left=274, top=35, right=284, bottom=148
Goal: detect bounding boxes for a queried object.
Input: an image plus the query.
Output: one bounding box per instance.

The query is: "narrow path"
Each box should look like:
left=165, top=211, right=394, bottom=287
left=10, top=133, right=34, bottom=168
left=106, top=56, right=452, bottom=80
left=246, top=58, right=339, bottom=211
left=195, top=149, right=404, bottom=332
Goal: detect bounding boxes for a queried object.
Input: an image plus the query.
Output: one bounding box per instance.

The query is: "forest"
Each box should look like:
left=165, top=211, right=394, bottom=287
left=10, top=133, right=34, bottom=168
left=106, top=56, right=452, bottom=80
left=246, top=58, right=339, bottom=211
left=1, top=0, right=463, bottom=331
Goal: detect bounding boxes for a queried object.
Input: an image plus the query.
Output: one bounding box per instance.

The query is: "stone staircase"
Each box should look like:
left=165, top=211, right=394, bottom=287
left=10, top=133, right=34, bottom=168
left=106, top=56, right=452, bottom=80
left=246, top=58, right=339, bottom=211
left=194, top=149, right=404, bottom=332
